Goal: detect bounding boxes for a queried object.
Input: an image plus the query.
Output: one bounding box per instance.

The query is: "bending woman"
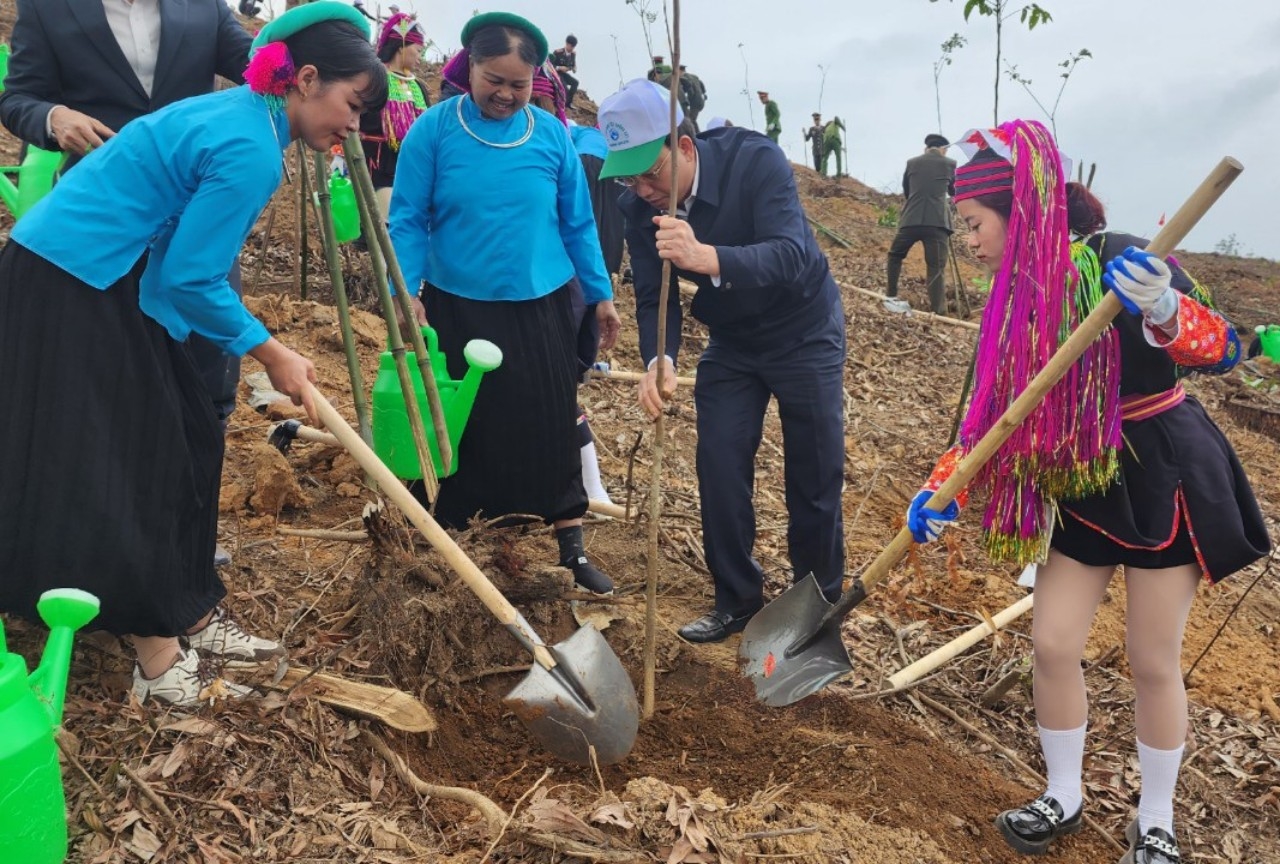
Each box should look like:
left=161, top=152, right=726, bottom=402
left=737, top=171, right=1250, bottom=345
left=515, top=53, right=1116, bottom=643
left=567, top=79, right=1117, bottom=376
left=906, top=120, right=1269, bottom=864
left=0, top=2, right=387, bottom=707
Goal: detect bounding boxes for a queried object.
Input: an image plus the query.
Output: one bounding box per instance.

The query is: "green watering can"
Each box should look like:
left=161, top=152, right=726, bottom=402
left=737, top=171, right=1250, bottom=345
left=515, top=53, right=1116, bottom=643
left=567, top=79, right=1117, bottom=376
left=371, top=325, right=502, bottom=479
left=0, top=44, right=65, bottom=222
left=1256, top=325, right=1280, bottom=362
left=327, top=171, right=361, bottom=244
left=0, top=588, right=101, bottom=864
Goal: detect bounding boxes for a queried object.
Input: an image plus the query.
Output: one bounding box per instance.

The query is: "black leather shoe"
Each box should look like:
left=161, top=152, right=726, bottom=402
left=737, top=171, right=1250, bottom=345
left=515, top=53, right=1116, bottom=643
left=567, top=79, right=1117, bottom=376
left=1120, top=820, right=1181, bottom=864
left=678, top=610, right=755, bottom=644
left=995, top=794, right=1082, bottom=855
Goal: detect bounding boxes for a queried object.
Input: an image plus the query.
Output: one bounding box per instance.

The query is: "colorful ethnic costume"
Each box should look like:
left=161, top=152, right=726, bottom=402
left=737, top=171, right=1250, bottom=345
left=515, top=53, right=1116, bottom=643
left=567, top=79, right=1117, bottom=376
left=923, top=121, right=1268, bottom=581
left=361, top=13, right=429, bottom=190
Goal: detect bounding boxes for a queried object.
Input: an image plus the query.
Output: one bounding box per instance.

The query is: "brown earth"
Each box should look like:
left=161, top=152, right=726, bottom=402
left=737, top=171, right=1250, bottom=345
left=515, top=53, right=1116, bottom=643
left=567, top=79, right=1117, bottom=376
left=2, top=11, right=1279, bottom=864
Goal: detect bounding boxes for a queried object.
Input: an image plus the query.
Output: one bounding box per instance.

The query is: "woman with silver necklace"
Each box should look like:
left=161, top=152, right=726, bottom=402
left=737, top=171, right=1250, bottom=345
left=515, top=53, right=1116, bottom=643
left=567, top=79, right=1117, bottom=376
left=391, top=12, right=620, bottom=595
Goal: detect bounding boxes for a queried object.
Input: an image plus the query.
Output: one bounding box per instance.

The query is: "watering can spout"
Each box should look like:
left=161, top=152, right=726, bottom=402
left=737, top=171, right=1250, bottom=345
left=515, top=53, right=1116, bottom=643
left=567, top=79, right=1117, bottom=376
left=28, top=589, right=100, bottom=726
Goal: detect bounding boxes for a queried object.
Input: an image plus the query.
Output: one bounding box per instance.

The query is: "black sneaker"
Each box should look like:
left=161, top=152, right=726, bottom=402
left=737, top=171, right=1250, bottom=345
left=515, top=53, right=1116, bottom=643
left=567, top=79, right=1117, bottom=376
left=995, top=794, right=1082, bottom=855
left=1120, top=820, right=1181, bottom=864
left=564, top=556, right=614, bottom=596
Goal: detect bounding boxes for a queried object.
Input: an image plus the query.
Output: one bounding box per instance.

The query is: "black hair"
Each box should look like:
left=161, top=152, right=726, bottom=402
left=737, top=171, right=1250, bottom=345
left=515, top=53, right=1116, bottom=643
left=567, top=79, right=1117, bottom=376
left=565, top=34, right=578, bottom=46
left=284, top=20, right=388, bottom=112
left=468, top=25, right=541, bottom=68
left=668, top=117, right=698, bottom=150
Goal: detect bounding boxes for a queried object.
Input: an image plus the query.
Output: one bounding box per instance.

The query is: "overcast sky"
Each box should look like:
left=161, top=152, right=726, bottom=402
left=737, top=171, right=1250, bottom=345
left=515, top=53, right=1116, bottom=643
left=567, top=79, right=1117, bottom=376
left=264, top=0, right=1279, bottom=260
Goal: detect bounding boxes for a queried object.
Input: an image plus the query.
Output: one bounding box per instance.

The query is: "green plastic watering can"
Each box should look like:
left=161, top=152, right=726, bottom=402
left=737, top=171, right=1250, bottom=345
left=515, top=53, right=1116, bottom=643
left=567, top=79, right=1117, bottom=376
left=0, top=588, right=100, bottom=864
left=371, top=326, right=502, bottom=479
left=0, top=146, right=64, bottom=222
left=327, top=171, right=361, bottom=244
left=1256, top=325, right=1280, bottom=363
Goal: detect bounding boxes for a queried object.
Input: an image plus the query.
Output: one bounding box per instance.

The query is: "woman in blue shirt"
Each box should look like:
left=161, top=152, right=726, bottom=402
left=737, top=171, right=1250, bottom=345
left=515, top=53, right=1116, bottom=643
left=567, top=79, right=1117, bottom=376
left=0, top=3, right=387, bottom=707
left=390, top=12, right=619, bottom=594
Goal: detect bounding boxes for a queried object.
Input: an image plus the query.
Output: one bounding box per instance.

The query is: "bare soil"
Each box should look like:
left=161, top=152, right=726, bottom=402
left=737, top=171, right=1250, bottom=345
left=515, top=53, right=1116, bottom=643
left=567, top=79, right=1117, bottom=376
left=2, top=12, right=1278, bottom=863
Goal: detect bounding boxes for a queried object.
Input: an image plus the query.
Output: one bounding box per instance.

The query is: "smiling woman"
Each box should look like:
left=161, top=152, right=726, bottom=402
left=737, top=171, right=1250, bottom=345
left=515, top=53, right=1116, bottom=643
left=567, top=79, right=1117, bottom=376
left=389, top=12, right=620, bottom=595
left=0, top=2, right=387, bottom=709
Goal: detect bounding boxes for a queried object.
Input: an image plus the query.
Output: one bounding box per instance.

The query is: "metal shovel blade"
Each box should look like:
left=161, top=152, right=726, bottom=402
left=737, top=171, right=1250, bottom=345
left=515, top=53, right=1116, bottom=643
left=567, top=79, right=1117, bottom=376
left=738, top=574, right=854, bottom=707
left=503, top=624, right=639, bottom=766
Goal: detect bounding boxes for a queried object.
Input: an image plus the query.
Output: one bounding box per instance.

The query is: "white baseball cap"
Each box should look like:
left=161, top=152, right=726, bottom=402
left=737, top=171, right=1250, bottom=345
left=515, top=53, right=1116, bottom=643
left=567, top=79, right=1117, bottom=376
left=597, top=78, right=685, bottom=179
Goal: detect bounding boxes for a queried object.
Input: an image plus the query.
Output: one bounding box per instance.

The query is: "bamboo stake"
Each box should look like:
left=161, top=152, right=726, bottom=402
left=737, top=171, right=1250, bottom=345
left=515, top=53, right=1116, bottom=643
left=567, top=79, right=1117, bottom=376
left=342, top=133, right=440, bottom=499
left=296, top=141, right=310, bottom=300
left=312, top=152, right=373, bottom=450
left=587, top=367, right=696, bottom=387
left=343, top=133, right=453, bottom=476
left=643, top=0, right=682, bottom=721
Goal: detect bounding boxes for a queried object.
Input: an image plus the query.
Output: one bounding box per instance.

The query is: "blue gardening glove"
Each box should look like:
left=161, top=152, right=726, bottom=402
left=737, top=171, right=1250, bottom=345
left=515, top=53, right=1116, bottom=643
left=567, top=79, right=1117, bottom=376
left=906, top=490, right=960, bottom=544
left=1103, top=247, right=1179, bottom=322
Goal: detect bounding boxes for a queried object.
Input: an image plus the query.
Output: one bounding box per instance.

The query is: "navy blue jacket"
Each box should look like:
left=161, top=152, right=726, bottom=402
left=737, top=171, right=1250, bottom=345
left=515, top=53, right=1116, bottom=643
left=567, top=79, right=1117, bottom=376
left=621, top=127, right=840, bottom=365
left=0, top=0, right=251, bottom=154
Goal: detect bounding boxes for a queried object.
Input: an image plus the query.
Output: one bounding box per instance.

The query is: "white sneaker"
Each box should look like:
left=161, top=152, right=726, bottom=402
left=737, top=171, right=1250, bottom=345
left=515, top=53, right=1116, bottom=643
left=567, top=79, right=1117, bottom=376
left=882, top=297, right=913, bottom=314
left=184, top=607, right=286, bottom=667
left=131, top=649, right=254, bottom=706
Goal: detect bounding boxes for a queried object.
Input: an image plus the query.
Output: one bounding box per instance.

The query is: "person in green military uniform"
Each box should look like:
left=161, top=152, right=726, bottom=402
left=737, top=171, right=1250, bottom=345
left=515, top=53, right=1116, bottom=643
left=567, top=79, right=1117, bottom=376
left=757, top=90, right=780, bottom=143
left=821, top=116, right=846, bottom=177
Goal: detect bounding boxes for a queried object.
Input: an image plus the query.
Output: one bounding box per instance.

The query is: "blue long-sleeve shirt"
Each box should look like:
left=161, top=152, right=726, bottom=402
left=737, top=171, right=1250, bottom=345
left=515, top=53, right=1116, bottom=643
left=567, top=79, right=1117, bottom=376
left=12, top=86, right=281, bottom=356
left=389, top=95, right=611, bottom=304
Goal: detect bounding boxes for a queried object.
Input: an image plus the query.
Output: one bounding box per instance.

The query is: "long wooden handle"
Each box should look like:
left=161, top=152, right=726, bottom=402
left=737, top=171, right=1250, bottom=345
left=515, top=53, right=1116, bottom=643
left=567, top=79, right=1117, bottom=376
left=309, top=384, right=558, bottom=671
left=828, top=157, right=1243, bottom=619
left=885, top=593, right=1035, bottom=689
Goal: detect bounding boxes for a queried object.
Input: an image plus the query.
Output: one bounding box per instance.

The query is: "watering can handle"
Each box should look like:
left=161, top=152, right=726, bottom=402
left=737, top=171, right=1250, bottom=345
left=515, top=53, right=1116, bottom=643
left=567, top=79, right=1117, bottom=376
left=309, top=385, right=558, bottom=671
left=821, top=156, right=1245, bottom=627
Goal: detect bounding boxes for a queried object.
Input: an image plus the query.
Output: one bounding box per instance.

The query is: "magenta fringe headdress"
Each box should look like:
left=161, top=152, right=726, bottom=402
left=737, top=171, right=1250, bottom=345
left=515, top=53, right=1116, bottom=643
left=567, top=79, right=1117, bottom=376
left=955, top=119, right=1122, bottom=564
left=377, top=12, right=425, bottom=53
left=245, top=41, right=295, bottom=112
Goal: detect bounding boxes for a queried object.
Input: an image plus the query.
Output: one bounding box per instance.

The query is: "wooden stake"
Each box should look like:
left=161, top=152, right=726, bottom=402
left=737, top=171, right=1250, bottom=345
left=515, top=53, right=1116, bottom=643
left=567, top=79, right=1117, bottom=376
left=643, top=0, right=682, bottom=721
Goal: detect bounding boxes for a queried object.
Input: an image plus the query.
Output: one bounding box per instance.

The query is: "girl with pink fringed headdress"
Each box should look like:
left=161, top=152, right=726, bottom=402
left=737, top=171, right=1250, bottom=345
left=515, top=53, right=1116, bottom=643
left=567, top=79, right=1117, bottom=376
left=907, top=119, right=1268, bottom=864
left=359, top=12, right=430, bottom=222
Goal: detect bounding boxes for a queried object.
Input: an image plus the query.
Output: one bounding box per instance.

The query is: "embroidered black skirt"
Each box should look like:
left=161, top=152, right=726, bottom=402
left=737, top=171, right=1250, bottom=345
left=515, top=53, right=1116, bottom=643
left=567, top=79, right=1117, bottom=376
left=0, top=242, right=226, bottom=635
left=420, top=282, right=588, bottom=529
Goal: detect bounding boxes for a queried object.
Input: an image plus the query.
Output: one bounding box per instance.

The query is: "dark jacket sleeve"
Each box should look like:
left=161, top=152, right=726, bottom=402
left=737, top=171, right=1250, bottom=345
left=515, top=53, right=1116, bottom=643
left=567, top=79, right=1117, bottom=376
left=214, top=1, right=253, bottom=85
left=0, top=0, right=60, bottom=149
left=624, top=197, right=683, bottom=366
left=713, top=144, right=812, bottom=296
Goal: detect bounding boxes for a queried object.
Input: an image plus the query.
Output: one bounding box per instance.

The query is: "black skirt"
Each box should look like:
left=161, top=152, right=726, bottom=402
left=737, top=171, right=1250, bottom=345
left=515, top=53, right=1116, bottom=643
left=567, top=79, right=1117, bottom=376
left=0, top=243, right=226, bottom=636
left=1055, top=396, right=1269, bottom=582
left=420, top=282, right=587, bottom=529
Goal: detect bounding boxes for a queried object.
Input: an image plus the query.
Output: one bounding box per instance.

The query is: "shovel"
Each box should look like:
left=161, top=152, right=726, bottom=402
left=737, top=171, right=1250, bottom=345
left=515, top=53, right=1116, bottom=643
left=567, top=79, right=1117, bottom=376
left=308, top=385, right=639, bottom=765
left=740, top=156, right=1244, bottom=707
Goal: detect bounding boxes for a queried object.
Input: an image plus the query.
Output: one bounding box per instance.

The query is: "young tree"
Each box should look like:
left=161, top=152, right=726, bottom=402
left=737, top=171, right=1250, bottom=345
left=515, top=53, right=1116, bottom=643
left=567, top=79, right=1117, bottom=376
left=1004, top=48, right=1091, bottom=140
left=624, top=0, right=660, bottom=66
left=932, top=33, right=966, bottom=133
left=929, top=0, right=1053, bottom=125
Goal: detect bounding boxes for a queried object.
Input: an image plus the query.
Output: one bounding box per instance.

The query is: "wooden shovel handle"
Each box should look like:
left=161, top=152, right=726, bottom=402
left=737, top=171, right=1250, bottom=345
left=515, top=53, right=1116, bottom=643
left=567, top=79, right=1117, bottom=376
left=309, top=385, right=558, bottom=671
left=838, top=157, right=1243, bottom=613
left=885, top=592, right=1035, bottom=689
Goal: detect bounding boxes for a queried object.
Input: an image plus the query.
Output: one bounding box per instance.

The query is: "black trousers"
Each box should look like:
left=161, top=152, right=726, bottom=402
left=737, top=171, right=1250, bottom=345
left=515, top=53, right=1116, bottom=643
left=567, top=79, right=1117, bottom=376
left=694, top=302, right=847, bottom=617
left=560, top=71, right=580, bottom=107
left=886, top=225, right=950, bottom=314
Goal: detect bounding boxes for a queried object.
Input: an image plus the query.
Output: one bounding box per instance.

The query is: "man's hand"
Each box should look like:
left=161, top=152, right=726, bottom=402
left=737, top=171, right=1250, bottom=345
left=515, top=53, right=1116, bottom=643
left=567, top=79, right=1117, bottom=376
left=652, top=215, right=719, bottom=276
left=411, top=295, right=428, bottom=325
left=638, top=356, right=678, bottom=420
left=49, top=106, right=115, bottom=156
left=596, top=300, right=620, bottom=352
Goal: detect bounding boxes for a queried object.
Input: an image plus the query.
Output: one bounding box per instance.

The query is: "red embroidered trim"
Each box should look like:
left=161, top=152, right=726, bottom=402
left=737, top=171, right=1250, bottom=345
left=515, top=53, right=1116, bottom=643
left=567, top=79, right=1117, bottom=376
left=922, top=444, right=970, bottom=509
left=1153, top=294, right=1232, bottom=367
left=1061, top=487, right=1211, bottom=582
left=1120, top=385, right=1186, bottom=422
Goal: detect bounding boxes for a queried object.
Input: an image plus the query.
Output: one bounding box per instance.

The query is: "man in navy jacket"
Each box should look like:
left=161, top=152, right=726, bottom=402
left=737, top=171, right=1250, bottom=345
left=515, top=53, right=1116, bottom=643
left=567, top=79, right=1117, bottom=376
left=598, top=79, right=847, bottom=643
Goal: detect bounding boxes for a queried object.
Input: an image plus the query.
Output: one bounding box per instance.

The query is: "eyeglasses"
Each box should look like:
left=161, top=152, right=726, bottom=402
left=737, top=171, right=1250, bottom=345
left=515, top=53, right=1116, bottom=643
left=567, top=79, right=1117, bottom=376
left=616, top=151, right=670, bottom=188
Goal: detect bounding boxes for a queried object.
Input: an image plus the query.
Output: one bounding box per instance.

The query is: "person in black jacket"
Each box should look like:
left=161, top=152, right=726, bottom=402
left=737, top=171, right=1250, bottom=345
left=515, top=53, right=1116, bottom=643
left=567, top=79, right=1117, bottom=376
left=550, top=34, right=579, bottom=109
left=598, top=79, right=846, bottom=644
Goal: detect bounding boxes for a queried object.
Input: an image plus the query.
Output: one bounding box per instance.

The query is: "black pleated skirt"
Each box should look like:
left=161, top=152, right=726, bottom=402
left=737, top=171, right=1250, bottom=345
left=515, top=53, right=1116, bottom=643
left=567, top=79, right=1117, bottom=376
left=420, top=282, right=587, bottom=529
left=0, top=242, right=226, bottom=636
left=1055, top=396, right=1270, bottom=582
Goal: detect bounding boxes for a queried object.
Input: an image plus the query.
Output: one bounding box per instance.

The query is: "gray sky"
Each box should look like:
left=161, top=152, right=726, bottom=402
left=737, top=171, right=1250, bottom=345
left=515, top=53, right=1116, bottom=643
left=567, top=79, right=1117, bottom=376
left=266, top=0, right=1280, bottom=260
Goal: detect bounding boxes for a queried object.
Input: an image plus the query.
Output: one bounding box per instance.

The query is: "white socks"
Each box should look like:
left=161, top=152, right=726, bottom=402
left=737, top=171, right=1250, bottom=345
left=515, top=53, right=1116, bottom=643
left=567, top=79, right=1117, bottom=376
left=580, top=442, right=611, bottom=504
left=1039, top=723, right=1086, bottom=819
left=1136, top=740, right=1183, bottom=835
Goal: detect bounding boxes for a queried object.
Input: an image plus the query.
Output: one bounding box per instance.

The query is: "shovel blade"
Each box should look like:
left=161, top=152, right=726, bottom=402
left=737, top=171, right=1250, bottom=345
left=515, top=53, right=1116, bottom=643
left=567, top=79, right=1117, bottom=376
left=504, top=624, right=639, bottom=766
left=738, top=574, right=854, bottom=707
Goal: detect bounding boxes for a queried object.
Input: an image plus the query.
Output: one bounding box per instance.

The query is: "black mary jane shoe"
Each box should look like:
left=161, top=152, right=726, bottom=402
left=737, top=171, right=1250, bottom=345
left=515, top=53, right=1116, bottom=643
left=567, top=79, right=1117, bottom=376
left=1120, top=820, right=1181, bottom=864
left=995, top=794, right=1082, bottom=855
left=677, top=610, right=755, bottom=644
